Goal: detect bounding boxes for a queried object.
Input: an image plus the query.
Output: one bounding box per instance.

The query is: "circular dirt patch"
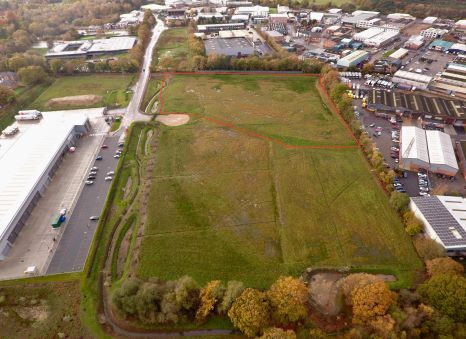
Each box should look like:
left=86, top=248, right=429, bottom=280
left=156, top=114, right=190, bottom=126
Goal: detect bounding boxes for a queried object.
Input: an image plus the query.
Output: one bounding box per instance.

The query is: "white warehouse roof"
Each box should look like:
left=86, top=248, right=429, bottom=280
left=401, top=126, right=429, bottom=164
left=393, top=70, right=433, bottom=84
left=426, top=130, right=458, bottom=170
left=0, top=108, right=101, bottom=245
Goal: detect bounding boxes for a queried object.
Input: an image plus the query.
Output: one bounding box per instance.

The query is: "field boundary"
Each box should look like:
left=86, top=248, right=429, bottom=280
left=157, top=73, right=359, bottom=150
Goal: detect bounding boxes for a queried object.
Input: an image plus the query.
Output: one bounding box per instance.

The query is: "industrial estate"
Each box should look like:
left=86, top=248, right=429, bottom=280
left=0, top=0, right=465, bottom=337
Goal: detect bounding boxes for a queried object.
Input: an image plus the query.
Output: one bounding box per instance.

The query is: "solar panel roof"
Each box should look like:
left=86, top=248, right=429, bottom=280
left=412, top=196, right=466, bottom=248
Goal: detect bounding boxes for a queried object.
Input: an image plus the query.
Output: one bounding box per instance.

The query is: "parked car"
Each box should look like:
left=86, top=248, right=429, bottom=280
left=87, top=176, right=96, bottom=180
left=114, top=154, right=120, bottom=159
left=89, top=171, right=97, bottom=175
left=106, top=171, right=115, bottom=176
left=101, top=144, right=108, bottom=149
left=104, top=176, right=113, bottom=181
left=85, top=180, right=94, bottom=185
left=91, top=166, right=98, bottom=171
left=369, top=123, right=375, bottom=127
left=89, top=216, right=99, bottom=221
left=96, top=155, right=103, bottom=160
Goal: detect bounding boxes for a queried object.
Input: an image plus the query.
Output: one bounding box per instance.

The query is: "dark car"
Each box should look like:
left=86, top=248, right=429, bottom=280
left=96, top=155, right=103, bottom=160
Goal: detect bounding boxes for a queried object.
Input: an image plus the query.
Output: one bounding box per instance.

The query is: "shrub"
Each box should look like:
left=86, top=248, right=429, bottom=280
left=413, top=237, right=446, bottom=261
left=425, top=257, right=464, bottom=277
left=351, top=281, right=396, bottom=323
left=340, top=273, right=383, bottom=306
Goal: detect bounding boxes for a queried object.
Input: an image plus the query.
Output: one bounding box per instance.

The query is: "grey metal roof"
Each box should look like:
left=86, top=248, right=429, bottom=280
left=412, top=196, right=466, bottom=248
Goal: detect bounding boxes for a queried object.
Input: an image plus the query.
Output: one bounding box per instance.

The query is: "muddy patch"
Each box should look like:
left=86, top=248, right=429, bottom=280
left=47, top=94, right=102, bottom=107
left=156, top=114, right=190, bottom=126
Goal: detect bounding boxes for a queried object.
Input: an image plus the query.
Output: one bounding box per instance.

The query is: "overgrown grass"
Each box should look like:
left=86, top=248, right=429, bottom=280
left=110, top=119, right=121, bottom=132
left=151, top=28, right=190, bottom=71
left=30, top=75, right=134, bottom=110
left=135, top=75, right=422, bottom=288
left=141, top=77, right=161, bottom=113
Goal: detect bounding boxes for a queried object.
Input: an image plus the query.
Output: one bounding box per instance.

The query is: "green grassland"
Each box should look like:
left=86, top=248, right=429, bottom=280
left=162, top=75, right=355, bottom=147
left=30, top=74, right=134, bottom=110
left=152, top=28, right=190, bottom=71
left=136, top=75, right=421, bottom=288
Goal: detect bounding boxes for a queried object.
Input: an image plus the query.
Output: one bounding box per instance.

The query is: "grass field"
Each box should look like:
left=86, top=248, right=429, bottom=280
left=151, top=28, right=190, bottom=71
left=30, top=75, right=134, bottom=110
left=135, top=75, right=421, bottom=288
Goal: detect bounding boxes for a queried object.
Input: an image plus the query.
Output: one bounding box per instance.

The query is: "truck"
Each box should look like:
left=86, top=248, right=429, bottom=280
left=18, top=110, right=42, bottom=117
left=51, top=214, right=66, bottom=228
left=14, top=114, right=41, bottom=121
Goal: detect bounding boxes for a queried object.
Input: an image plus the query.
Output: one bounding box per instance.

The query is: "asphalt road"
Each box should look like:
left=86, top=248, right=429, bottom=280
left=123, top=19, right=166, bottom=126
left=47, top=132, right=121, bottom=274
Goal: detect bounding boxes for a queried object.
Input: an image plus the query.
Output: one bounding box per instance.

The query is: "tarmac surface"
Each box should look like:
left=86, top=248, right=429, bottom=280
left=47, top=131, right=121, bottom=274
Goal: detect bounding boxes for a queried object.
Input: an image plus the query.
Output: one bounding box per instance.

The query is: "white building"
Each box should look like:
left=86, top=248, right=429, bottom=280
left=400, top=126, right=458, bottom=176
left=420, top=27, right=449, bottom=39
left=235, top=5, right=269, bottom=18
left=404, top=35, right=425, bottom=50
left=455, top=19, right=466, bottom=31
left=387, top=13, right=415, bottom=21
left=310, top=12, right=325, bottom=23
left=388, top=47, right=409, bottom=60
left=0, top=110, right=93, bottom=259
left=400, top=125, right=430, bottom=171
left=363, top=29, right=399, bottom=47
left=426, top=130, right=459, bottom=176
left=410, top=196, right=466, bottom=254
left=423, top=16, right=438, bottom=25
left=392, top=70, right=433, bottom=90
left=356, top=18, right=381, bottom=29
left=336, top=50, right=370, bottom=68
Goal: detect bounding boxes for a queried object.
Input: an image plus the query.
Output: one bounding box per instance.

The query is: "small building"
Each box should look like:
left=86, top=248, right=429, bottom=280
left=336, top=50, right=369, bottom=68
left=387, top=13, right=415, bottom=21
left=269, top=13, right=288, bottom=25
left=423, top=16, right=438, bottom=25
left=455, top=19, right=466, bottom=32
left=235, top=5, right=269, bottom=18
left=410, top=195, right=466, bottom=255
left=356, top=18, right=381, bottom=29
left=230, top=14, right=250, bottom=23
left=426, top=130, right=459, bottom=176
left=429, top=39, right=454, bottom=52
left=388, top=47, right=409, bottom=60
left=448, top=43, right=466, bottom=55
left=420, top=27, right=449, bottom=39
left=392, top=70, right=432, bottom=90
left=264, top=30, right=284, bottom=43
left=404, top=35, right=424, bottom=50
left=310, top=12, right=325, bottom=23
left=328, top=8, right=342, bottom=14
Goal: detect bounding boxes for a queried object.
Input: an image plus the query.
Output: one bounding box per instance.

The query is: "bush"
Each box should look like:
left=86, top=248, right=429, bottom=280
left=351, top=281, right=396, bottom=323
left=389, top=191, right=410, bottom=213
left=417, top=273, right=466, bottom=322
left=340, top=273, right=384, bottom=306
left=228, top=288, right=270, bottom=337
left=259, top=327, right=296, bottom=339
left=426, top=257, right=464, bottom=277
left=413, top=237, right=446, bottom=261
left=217, top=280, right=244, bottom=314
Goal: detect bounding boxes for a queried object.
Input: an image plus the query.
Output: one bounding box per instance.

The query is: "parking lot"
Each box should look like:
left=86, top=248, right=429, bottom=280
left=47, top=130, right=122, bottom=274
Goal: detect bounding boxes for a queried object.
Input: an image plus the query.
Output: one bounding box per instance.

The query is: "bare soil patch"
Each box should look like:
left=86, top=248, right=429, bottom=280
left=13, top=305, right=49, bottom=322
left=47, top=94, right=102, bottom=107
left=156, top=114, right=190, bottom=126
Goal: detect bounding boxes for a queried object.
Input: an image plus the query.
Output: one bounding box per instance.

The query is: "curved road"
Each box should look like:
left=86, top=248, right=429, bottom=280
left=123, top=19, right=166, bottom=126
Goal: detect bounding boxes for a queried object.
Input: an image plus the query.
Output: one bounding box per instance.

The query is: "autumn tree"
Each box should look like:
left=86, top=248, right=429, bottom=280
left=426, top=257, right=464, bottom=277
left=196, top=280, right=223, bottom=321
left=267, top=276, right=308, bottom=324
left=228, top=288, right=270, bottom=337
left=217, top=280, right=244, bottom=314
left=389, top=191, right=410, bottom=212
left=259, top=327, right=296, bottom=339
left=0, top=85, right=16, bottom=106
left=340, top=273, right=383, bottom=306
left=351, top=281, right=396, bottom=323
left=17, top=65, right=47, bottom=85
left=402, top=211, right=423, bottom=236
left=418, top=274, right=466, bottom=322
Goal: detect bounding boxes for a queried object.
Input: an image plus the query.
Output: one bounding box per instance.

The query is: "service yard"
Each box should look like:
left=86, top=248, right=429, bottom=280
left=130, top=74, right=421, bottom=288
left=30, top=75, right=134, bottom=111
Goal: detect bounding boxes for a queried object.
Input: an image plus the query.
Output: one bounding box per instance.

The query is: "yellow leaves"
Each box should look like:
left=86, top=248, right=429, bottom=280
left=351, top=281, right=396, bottom=324
left=267, top=276, right=308, bottom=324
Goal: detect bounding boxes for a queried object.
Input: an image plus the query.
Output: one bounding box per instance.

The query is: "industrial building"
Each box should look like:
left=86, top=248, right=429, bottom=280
left=420, top=27, right=449, bottom=39
left=336, top=50, right=369, bottom=68
left=341, top=10, right=379, bottom=26
left=0, top=110, right=92, bottom=259
left=204, top=37, right=254, bottom=56
left=430, top=56, right=466, bottom=98
left=392, top=70, right=433, bottom=90
left=410, top=196, right=466, bottom=254
left=45, top=37, right=137, bottom=59
left=235, top=5, right=269, bottom=18
left=404, top=35, right=424, bottom=50
left=400, top=126, right=430, bottom=171
left=352, top=27, right=399, bottom=47
left=197, top=23, right=245, bottom=33
left=400, top=126, right=458, bottom=176
left=388, top=48, right=409, bottom=60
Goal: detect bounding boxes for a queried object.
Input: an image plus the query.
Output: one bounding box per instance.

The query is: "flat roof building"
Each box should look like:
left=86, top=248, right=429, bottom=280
left=198, top=23, right=245, bottom=33
left=388, top=48, right=409, bottom=60
left=45, top=37, right=137, bottom=59
left=336, top=50, right=369, bottom=68
left=0, top=109, right=96, bottom=259
left=426, top=130, right=459, bottom=176
left=392, top=70, right=432, bottom=90
left=410, top=196, right=466, bottom=254
left=204, top=37, right=254, bottom=57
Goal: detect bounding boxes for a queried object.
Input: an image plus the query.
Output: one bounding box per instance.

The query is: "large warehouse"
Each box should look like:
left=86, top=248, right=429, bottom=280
left=410, top=195, right=466, bottom=254
left=0, top=111, right=91, bottom=259
left=336, top=50, right=369, bottom=68
left=400, top=126, right=459, bottom=176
